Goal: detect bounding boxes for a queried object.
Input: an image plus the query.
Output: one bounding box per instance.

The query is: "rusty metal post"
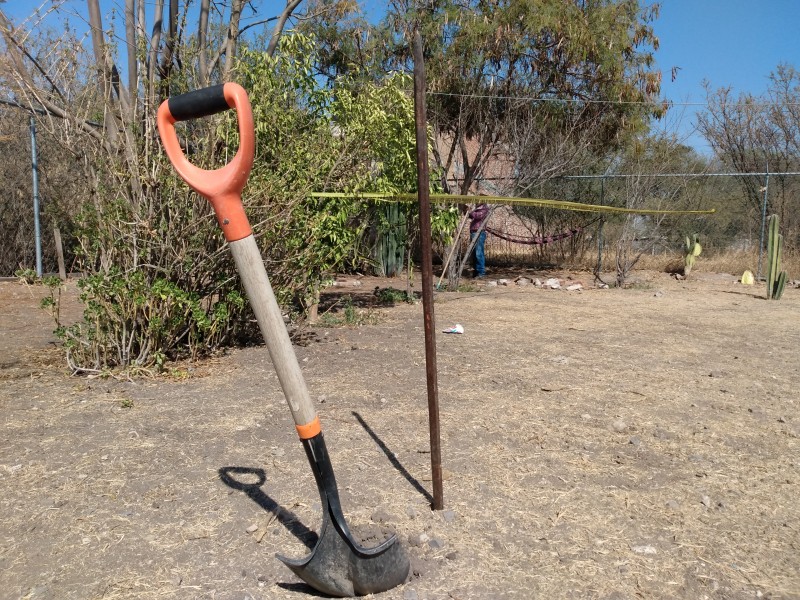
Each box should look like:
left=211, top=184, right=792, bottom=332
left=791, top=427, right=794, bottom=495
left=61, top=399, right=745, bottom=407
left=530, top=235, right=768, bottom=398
left=412, top=30, right=443, bottom=511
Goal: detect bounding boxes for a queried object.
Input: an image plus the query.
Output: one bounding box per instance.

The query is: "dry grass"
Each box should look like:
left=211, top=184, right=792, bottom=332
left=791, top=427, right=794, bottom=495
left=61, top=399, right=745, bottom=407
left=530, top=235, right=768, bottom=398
left=565, top=248, right=800, bottom=281
left=1, top=274, right=799, bottom=599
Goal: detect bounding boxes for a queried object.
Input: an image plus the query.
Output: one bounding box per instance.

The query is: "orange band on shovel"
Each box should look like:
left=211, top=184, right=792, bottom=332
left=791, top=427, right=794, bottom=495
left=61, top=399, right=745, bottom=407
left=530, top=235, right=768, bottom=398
left=156, top=83, right=255, bottom=242
left=295, top=416, right=322, bottom=440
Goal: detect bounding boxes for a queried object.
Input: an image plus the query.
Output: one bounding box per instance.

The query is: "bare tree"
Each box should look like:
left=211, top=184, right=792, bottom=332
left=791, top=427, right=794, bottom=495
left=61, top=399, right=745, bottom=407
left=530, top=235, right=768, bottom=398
left=605, top=136, right=708, bottom=287
left=0, top=1, right=309, bottom=368
left=697, top=66, right=800, bottom=242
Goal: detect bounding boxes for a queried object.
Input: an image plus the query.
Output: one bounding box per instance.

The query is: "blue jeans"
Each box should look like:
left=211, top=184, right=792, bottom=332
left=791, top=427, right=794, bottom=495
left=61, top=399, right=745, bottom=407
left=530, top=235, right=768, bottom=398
left=471, top=230, right=486, bottom=276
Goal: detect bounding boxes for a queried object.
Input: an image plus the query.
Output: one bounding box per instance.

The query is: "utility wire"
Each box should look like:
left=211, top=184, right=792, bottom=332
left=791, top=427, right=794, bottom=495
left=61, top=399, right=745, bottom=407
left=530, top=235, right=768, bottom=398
left=425, top=91, right=800, bottom=109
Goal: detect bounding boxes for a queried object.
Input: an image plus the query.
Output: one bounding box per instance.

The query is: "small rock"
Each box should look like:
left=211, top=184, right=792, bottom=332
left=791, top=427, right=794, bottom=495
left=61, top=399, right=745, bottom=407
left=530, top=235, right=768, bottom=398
left=581, top=413, right=591, bottom=420
left=245, top=524, right=259, bottom=534
left=612, top=419, right=627, bottom=433
left=566, top=283, right=583, bottom=291
left=544, top=278, right=561, bottom=289
left=654, top=290, right=664, bottom=298
left=428, top=537, right=445, bottom=550
left=408, top=532, right=429, bottom=547
left=441, top=510, right=457, bottom=523
left=778, top=416, right=787, bottom=423
left=665, top=500, right=680, bottom=510
left=485, top=280, right=498, bottom=287
left=405, top=506, right=419, bottom=519
left=534, top=278, right=542, bottom=287
left=516, top=277, right=530, bottom=286
left=351, top=280, right=363, bottom=287
left=597, top=282, right=609, bottom=289
left=404, top=589, right=419, bottom=600
left=170, top=574, right=182, bottom=587
left=629, top=436, right=641, bottom=447
left=631, top=544, right=657, bottom=555
left=445, top=551, right=459, bottom=560
left=270, top=447, right=285, bottom=457
left=498, top=278, right=510, bottom=286
left=701, top=495, right=712, bottom=508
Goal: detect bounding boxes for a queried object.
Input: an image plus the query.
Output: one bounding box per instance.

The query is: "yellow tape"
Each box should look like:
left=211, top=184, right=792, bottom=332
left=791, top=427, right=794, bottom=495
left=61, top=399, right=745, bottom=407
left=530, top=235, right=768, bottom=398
left=310, top=192, right=716, bottom=216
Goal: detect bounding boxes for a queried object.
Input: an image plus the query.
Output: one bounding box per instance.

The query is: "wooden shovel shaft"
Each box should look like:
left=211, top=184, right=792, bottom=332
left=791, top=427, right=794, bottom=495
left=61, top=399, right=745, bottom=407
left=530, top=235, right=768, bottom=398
left=229, top=235, right=319, bottom=435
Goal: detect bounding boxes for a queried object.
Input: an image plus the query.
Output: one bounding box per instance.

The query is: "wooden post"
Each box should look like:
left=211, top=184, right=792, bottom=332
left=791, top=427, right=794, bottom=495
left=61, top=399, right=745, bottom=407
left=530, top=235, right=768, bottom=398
left=412, top=30, right=443, bottom=511
left=53, top=226, right=67, bottom=280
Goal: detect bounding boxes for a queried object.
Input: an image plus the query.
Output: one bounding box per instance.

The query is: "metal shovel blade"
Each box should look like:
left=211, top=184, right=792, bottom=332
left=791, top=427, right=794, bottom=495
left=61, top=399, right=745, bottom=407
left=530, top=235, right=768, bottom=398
left=277, top=433, right=410, bottom=597
left=277, top=513, right=409, bottom=597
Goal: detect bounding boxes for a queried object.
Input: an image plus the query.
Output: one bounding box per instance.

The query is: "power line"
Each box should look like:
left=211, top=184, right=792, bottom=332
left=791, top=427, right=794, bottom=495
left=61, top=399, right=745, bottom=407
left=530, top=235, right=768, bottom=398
left=563, top=172, right=800, bottom=179
left=425, top=91, right=800, bottom=109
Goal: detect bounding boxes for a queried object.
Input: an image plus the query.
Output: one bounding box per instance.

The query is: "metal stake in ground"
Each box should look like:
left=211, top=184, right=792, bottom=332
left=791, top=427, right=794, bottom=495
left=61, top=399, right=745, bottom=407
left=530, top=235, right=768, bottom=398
left=412, top=30, right=444, bottom=511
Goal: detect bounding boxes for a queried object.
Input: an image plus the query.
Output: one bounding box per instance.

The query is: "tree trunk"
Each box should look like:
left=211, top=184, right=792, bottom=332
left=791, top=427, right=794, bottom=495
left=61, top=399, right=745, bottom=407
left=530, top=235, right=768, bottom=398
left=86, top=0, right=118, bottom=147
left=266, top=0, right=303, bottom=57
left=198, top=0, right=210, bottom=86
left=125, top=0, right=137, bottom=114
left=221, top=0, right=244, bottom=81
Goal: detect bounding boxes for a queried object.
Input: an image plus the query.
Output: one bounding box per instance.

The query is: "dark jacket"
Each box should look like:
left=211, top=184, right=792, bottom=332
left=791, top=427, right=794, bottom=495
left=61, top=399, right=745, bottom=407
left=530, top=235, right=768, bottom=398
left=469, top=203, right=489, bottom=233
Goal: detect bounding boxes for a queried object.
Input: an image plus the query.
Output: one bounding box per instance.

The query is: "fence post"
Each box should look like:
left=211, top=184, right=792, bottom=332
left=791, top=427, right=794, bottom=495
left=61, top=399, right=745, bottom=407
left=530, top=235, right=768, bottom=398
left=756, top=167, right=769, bottom=280
left=30, top=116, right=42, bottom=277
left=412, top=30, right=444, bottom=511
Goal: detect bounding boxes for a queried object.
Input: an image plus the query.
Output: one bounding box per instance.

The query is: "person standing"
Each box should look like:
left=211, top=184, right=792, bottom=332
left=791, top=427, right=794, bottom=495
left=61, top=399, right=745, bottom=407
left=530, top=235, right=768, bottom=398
left=469, top=202, right=489, bottom=278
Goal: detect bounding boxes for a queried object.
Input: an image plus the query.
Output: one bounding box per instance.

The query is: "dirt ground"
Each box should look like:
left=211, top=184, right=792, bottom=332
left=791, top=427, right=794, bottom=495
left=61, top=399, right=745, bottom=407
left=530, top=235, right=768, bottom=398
left=1, top=269, right=798, bottom=600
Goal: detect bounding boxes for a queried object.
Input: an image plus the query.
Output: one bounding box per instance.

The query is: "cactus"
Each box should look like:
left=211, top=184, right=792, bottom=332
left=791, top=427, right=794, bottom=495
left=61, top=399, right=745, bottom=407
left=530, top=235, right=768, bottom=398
left=766, top=214, right=788, bottom=300
left=374, top=202, right=407, bottom=277
left=684, top=234, right=702, bottom=276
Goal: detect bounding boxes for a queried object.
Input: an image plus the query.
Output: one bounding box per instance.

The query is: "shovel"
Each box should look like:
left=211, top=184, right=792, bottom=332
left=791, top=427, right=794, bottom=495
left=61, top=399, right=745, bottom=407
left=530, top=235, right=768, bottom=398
left=157, top=82, right=410, bottom=597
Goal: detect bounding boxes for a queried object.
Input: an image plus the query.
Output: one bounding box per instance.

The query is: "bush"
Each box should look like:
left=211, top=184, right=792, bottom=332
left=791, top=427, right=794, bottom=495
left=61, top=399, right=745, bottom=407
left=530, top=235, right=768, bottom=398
left=54, top=33, right=434, bottom=372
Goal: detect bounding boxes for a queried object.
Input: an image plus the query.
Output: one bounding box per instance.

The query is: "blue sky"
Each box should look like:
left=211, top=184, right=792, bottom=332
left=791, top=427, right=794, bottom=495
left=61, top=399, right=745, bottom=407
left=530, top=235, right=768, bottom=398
left=650, top=0, right=800, bottom=151
left=4, top=0, right=799, bottom=152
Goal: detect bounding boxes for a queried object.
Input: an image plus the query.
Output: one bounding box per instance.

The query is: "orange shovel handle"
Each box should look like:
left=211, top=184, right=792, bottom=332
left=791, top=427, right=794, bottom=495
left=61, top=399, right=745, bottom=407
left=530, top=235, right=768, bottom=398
left=157, top=82, right=255, bottom=242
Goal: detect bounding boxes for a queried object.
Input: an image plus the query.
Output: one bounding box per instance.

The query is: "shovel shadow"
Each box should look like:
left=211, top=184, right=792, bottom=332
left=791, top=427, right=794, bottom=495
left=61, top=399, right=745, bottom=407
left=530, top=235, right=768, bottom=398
left=218, top=466, right=318, bottom=550
left=352, top=411, right=434, bottom=505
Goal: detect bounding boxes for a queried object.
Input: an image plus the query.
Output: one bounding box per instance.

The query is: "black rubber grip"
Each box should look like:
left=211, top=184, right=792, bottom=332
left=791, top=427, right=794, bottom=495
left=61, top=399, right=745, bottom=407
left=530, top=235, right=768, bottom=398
left=167, top=84, right=230, bottom=121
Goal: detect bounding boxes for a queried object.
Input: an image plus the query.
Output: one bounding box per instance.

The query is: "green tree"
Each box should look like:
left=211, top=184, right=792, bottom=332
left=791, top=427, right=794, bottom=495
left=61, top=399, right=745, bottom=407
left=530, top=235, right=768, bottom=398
left=0, top=2, right=428, bottom=370
left=376, top=0, right=665, bottom=286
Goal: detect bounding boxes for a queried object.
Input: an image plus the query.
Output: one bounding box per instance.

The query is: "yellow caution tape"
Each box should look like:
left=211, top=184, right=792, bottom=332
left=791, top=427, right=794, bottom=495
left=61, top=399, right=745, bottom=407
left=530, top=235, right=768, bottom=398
left=310, top=192, right=716, bottom=216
